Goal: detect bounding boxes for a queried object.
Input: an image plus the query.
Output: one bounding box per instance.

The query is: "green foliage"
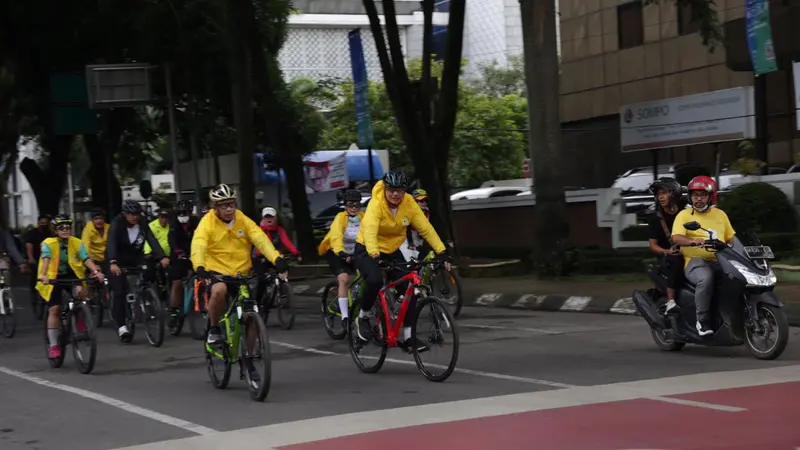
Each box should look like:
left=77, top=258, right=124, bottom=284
left=620, top=225, right=652, bottom=241
left=471, top=55, right=526, bottom=97
left=730, top=140, right=766, bottom=176
left=319, top=58, right=527, bottom=187
left=717, top=182, right=798, bottom=233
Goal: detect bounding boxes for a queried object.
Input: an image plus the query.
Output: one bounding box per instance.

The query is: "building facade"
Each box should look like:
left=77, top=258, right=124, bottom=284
left=557, top=0, right=800, bottom=189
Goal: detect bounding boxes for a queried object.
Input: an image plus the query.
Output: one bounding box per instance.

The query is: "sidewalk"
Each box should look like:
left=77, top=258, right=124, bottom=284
left=291, top=275, right=800, bottom=326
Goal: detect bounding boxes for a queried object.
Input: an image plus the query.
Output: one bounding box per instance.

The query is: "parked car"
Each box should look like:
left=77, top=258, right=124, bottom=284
left=450, top=186, right=528, bottom=201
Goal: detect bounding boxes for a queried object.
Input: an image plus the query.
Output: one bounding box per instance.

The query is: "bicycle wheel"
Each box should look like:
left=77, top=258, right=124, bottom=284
left=412, top=296, right=459, bottom=382
left=90, top=284, right=106, bottom=328
left=431, top=269, right=464, bottom=318
left=239, top=311, right=272, bottom=402
left=276, top=282, right=295, bottom=330
left=71, top=303, right=97, bottom=374
left=347, top=301, right=388, bottom=374
left=205, top=321, right=232, bottom=389
left=321, top=281, right=346, bottom=340
left=1, top=313, right=15, bottom=338
left=138, top=288, right=165, bottom=347
left=31, top=291, right=44, bottom=321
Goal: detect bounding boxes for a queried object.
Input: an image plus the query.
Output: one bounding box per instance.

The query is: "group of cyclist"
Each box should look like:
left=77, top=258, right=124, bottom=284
left=29, top=170, right=450, bottom=361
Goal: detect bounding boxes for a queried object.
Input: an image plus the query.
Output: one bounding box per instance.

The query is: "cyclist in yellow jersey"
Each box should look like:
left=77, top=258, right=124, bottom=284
left=80, top=208, right=109, bottom=265
left=353, top=172, right=451, bottom=349
left=191, top=183, right=289, bottom=345
left=144, top=210, right=171, bottom=257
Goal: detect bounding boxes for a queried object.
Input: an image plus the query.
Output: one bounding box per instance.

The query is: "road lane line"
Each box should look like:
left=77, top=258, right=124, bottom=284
left=0, top=366, right=218, bottom=436
left=648, top=396, right=746, bottom=412
left=459, top=323, right=563, bottom=335
left=272, top=341, right=575, bottom=388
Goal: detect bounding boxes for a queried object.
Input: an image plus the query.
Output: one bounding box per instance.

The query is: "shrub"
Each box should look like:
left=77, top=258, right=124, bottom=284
left=717, top=182, right=798, bottom=233
left=620, top=225, right=650, bottom=241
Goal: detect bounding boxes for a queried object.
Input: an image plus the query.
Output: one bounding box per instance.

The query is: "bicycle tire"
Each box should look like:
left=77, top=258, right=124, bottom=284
left=412, top=296, right=460, bottom=382
left=169, top=310, right=185, bottom=337
left=321, top=281, right=346, bottom=340
left=140, top=287, right=165, bottom=347
left=347, top=301, right=387, bottom=374
left=71, top=303, right=97, bottom=374
left=31, top=291, right=44, bottom=321
left=432, top=268, right=464, bottom=318
left=206, top=341, right=232, bottom=389
left=189, top=311, right=207, bottom=340
left=240, top=311, right=272, bottom=402
left=276, top=282, right=295, bottom=330
left=1, top=313, right=15, bottom=338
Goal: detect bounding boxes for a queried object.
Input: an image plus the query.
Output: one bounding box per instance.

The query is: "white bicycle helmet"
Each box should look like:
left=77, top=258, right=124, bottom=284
left=209, top=183, right=237, bottom=203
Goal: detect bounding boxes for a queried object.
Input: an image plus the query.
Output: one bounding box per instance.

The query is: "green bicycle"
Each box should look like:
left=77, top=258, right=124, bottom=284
left=321, top=272, right=365, bottom=340
left=417, top=251, right=464, bottom=318
left=204, top=273, right=272, bottom=402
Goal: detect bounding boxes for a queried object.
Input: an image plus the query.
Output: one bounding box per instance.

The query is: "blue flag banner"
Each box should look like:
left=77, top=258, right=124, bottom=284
left=348, top=29, right=374, bottom=148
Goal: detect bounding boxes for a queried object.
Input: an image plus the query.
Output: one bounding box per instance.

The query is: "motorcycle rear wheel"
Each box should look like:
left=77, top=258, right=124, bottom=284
left=650, top=328, right=685, bottom=352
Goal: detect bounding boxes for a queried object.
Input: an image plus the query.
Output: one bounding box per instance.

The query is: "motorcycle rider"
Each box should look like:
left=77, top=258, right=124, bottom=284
left=646, top=177, right=685, bottom=314
left=670, top=175, right=736, bottom=336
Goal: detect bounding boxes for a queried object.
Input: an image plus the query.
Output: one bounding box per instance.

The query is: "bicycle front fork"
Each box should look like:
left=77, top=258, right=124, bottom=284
left=0, top=288, right=12, bottom=314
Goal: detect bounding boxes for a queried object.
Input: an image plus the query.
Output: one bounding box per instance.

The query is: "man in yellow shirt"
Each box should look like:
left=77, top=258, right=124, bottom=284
left=81, top=208, right=110, bottom=264
left=191, top=183, right=288, bottom=345
left=353, top=172, right=451, bottom=349
left=671, top=176, right=736, bottom=337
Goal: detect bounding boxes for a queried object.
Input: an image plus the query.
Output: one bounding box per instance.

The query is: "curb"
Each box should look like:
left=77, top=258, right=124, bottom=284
left=290, top=278, right=800, bottom=327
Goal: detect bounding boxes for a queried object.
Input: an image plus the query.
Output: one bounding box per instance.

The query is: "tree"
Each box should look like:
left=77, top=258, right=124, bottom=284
left=472, top=55, right=526, bottom=98
left=519, top=0, right=721, bottom=275
left=362, top=0, right=467, bottom=243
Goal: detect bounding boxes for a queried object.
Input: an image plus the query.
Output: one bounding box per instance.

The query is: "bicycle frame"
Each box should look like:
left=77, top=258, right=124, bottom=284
left=189, top=278, right=209, bottom=313
left=0, top=269, right=12, bottom=315
left=377, top=270, right=422, bottom=347
left=205, top=283, right=255, bottom=360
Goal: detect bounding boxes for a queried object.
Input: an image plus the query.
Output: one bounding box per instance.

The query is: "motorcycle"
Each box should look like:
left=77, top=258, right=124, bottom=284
left=632, top=220, right=789, bottom=360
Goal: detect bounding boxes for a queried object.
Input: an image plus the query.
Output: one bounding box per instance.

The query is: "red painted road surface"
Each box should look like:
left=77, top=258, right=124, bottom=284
left=281, top=382, right=800, bottom=450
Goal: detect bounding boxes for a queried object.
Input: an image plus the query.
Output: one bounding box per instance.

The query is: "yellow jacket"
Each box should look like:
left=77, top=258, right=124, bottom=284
left=356, top=181, right=446, bottom=256
left=144, top=219, right=170, bottom=257
left=318, top=211, right=365, bottom=256
left=36, top=237, right=87, bottom=302
left=191, top=209, right=281, bottom=275
left=81, top=222, right=109, bottom=262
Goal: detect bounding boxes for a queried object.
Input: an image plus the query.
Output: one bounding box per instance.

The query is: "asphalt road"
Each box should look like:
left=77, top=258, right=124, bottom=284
left=1, top=293, right=799, bottom=450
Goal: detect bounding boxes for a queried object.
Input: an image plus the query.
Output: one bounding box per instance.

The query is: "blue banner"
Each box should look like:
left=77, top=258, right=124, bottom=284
left=745, top=0, right=778, bottom=75
left=348, top=29, right=374, bottom=148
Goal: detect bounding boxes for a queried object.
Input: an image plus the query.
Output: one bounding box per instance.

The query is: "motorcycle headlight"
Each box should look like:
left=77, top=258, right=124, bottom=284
left=729, top=260, right=777, bottom=287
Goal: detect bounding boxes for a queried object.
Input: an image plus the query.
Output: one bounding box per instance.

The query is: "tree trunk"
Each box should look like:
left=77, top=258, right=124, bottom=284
left=227, top=0, right=257, bottom=220
left=19, top=134, right=71, bottom=216
left=520, top=0, right=571, bottom=276
left=83, top=134, right=122, bottom=214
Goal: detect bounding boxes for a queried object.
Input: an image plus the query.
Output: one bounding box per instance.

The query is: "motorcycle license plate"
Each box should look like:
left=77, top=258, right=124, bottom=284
left=744, top=246, right=774, bottom=259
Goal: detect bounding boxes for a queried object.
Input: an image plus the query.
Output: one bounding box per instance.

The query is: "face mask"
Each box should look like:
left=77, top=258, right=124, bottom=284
left=348, top=215, right=360, bottom=224
left=178, top=215, right=189, bottom=224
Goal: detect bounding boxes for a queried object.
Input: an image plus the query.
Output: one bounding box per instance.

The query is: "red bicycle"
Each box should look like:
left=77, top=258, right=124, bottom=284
left=347, top=258, right=460, bottom=382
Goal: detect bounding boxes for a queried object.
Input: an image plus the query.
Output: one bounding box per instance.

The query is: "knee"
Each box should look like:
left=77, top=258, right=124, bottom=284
left=210, top=284, right=227, bottom=300
left=695, top=268, right=714, bottom=287
left=48, top=306, right=60, bottom=317
left=336, top=272, right=350, bottom=285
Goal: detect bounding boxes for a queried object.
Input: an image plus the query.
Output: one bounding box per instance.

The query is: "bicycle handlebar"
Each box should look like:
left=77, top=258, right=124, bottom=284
left=38, top=278, right=97, bottom=285
left=206, top=273, right=260, bottom=284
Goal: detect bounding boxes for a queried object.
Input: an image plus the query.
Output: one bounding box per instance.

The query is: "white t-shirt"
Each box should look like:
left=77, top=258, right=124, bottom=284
left=342, top=220, right=360, bottom=254
left=127, top=225, right=140, bottom=244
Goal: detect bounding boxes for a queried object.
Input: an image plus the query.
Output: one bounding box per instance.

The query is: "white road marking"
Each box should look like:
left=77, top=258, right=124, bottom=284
left=113, top=365, right=800, bottom=450
left=610, top=297, right=638, bottom=314
left=475, top=293, right=502, bottom=305
left=272, top=341, right=573, bottom=388
left=316, top=286, right=327, bottom=294
left=560, top=296, right=592, bottom=311
left=648, top=396, right=746, bottom=412
left=459, top=323, right=563, bottom=335
left=292, top=284, right=310, bottom=293
left=0, top=366, right=218, bottom=436
left=511, top=294, right=545, bottom=308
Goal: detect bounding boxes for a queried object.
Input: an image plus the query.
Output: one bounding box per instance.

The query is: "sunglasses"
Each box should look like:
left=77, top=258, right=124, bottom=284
left=345, top=202, right=360, bottom=208
left=56, top=225, right=71, bottom=231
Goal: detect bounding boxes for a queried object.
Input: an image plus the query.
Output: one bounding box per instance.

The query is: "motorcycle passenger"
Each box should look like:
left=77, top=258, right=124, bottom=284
left=37, top=215, right=104, bottom=359
left=166, top=199, right=199, bottom=326
left=671, top=175, right=736, bottom=336
left=191, top=184, right=288, bottom=346
left=646, top=178, right=685, bottom=314
left=353, top=172, right=451, bottom=350
left=81, top=208, right=110, bottom=266
left=318, top=189, right=364, bottom=324
left=106, top=200, right=170, bottom=342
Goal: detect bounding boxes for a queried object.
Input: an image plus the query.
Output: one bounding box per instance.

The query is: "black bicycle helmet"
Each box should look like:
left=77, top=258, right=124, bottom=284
left=382, top=171, right=408, bottom=189
left=649, top=177, right=681, bottom=196
left=342, top=189, right=362, bottom=203
left=176, top=199, right=193, bottom=213
left=53, top=214, right=72, bottom=227
left=90, top=207, right=106, bottom=218
left=121, top=199, right=142, bottom=214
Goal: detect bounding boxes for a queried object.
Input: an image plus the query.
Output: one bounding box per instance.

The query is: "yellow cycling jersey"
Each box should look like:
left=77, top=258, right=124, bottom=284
left=318, top=211, right=364, bottom=256
left=191, top=209, right=280, bottom=275
left=144, top=219, right=170, bottom=257
left=80, top=222, right=109, bottom=262
left=356, top=180, right=445, bottom=256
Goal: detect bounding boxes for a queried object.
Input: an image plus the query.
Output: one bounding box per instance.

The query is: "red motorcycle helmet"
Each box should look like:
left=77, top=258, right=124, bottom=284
left=687, top=175, right=718, bottom=209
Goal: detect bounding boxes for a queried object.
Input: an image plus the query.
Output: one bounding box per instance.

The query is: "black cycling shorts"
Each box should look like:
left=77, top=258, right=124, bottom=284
left=325, top=250, right=354, bottom=276
left=47, top=269, right=78, bottom=308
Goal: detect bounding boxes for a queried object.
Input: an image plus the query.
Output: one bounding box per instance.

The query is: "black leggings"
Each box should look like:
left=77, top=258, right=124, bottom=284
left=663, top=255, right=684, bottom=290
left=352, top=243, right=414, bottom=325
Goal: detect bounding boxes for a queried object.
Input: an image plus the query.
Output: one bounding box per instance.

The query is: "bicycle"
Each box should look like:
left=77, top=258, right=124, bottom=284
left=41, top=278, right=98, bottom=374
left=0, top=268, right=15, bottom=338
left=203, top=273, right=271, bottom=402
left=110, top=265, right=166, bottom=347
left=86, top=276, right=109, bottom=328
left=347, top=258, right=460, bottom=382
left=184, top=276, right=209, bottom=340
left=255, top=256, right=295, bottom=330
left=321, top=271, right=364, bottom=340
left=418, top=251, right=464, bottom=318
